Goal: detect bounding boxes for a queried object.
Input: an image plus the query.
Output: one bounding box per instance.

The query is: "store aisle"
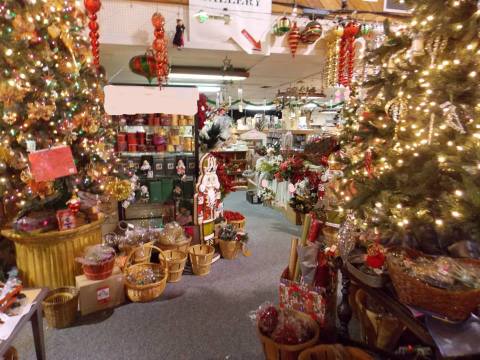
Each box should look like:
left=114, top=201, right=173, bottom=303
left=14, top=192, right=300, bottom=360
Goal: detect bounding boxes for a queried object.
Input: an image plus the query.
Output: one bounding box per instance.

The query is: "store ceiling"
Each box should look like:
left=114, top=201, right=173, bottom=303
left=101, top=43, right=327, bottom=102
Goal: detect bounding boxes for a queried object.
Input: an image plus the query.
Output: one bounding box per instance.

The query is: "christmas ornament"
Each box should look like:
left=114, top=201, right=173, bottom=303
left=300, top=20, right=322, bottom=44
left=335, top=24, right=344, bottom=37
left=410, top=33, right=425, bottom=58
left=277, top=16, right=291, bottom=34
left=27, top=102, right=56, bottom=122
left=105, top=178, right=132, bottom=201
left=84, top=0, right=102, bottom=69
left=272, top=23, right=283, bottom=36
left=338, top=212, right=356, bottom=260
left=47, top=25, right=61, bottom=39
left=385, top=97, right=407, bottom=123
left=440, top=101, right=466, bottom=134
left=288, top=22, right=300, bottom=58
left=173, top=19, right=185, bottom=49
left=67, top=194, right=81, bottom=215
left=129, top=53, right=156, bottom=83
left=0, top=81, right=29, bottom=108
left=12, top=14, right=36, bottom=42
left=2, top=111, right=17, bottom=125
left=151, top=12, right=169, bottom=88
left=364, top=149, right=373, bottom=177
left=366, top=243, right=385, bottom=269
left=338, top=22, right=359, bottom=87
left=425, top=35, right=448, bottom=65
left=360, top=23, right=371, bottom=36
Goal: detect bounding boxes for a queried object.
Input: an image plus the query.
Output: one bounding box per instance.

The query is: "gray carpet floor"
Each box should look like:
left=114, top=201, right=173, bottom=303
left=14, top=191, right=301, bottom=360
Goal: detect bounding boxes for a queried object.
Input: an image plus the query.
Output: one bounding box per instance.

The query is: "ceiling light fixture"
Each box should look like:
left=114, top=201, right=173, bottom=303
left=169, top=66, right=249, bottom=82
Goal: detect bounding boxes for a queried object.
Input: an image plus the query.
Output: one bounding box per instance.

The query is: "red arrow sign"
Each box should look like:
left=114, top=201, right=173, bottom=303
left=241, top=29, right=261, bottom=51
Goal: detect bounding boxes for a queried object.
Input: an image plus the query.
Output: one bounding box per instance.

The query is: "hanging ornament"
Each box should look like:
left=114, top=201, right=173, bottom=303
left=2, top=111, right=17, bottom=125
left=364, top=149, right=374, bottom=178
left=345, top=22, right=360, bottom=87
left=277, top=16, right=291, bottom=34
left=27, top=102, right=56, bottom=122
left=300, top=20, right=323, bottom=44
left=288, top=22, right=300, bottom=58
left=440, top=101, right=466, bottom=134
left=425, top=35, right=448, bottom=65
left=84, top=0, right=102, bottom=70
left=338, top=212, right=356, bottom=261
left=385, top=97, right=408, bottom=123
left=335, top=24, right=344, bottom=37
left=360, top=23, right=371, bottom=36
left=173, top=19, right=186, bottom=49
left=129, top=52, right=157, bottom=83
left=67, top=194, right=82, bottom=215
left=410, top=33, right=425, bottom=57
left=151, top=12, right=169, bottom=88
left=272, top=23, right=283, bottom=36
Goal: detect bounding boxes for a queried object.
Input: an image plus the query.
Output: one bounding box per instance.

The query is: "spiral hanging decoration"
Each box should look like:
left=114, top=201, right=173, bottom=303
left=84, top=0, right=102, bottom=70
left=345, top=22, right=360, bottom=87
left=151, top=12, right=169, bottom=88
left=288, top=22, right=300, bottom=58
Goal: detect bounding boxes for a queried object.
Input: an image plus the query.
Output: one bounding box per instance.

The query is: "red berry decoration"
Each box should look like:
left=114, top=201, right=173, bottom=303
left=151, top=12, right=169, bottom=88
left=84, top=0, right=102, bottom=70
left=258, top=306, right=279, bottom=336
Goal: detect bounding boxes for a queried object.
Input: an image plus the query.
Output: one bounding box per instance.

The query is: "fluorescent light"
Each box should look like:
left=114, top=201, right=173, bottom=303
left=198, top=86, right=221, bottom=93
left=245, top=105, right=276, bottom=111
left=168, top=73, right=247, bottom=81
left=303, top=103, right=318, bottom=109
left=168, top=82, right=222, bottom=87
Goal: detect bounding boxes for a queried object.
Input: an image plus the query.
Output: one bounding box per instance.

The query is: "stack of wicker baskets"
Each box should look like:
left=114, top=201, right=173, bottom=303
left=42, top=287, right=79, bottom=328
left=124, top=244, right=168, bottom=302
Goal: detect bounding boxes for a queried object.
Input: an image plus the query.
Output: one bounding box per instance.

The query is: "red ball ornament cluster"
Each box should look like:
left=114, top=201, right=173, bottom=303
left=151, top=13, right=169, bottom=88
left=84, top=0, right=102, bottom=70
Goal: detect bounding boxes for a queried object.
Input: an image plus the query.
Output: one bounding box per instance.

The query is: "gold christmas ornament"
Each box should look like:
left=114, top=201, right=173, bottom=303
left=2, top=111, right=17, bottom=125
left=105, top=178, right=132, bottom=201
left=0, top=82, right=29, bottom=108
left=0, top=145, right=14, bottom=165
left=385, top=97, right=408, bottom=123
left=27, top=102, right=56, bottom=122
left=47, top=25, right=61, bottom=39
left=12, top=14, right=36, bottom=41
left=20, top=169, right=33, bottom=183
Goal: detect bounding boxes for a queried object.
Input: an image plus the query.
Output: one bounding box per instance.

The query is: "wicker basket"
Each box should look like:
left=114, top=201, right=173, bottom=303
left=299, top=345, right=373, bottom=360
left=164, top=250, right=187, bottom=283
left=42, top=287, right=79, bottom=329
left=83, top=257, right=115, bottom=281
left=227, top=219, right=245, bottom=232
left=257, top=308, right=320, bottom=360
left=157, top=237, right=191, bottom=253
left=387, top=248, right=480, bottom=321
left=219, top=239, right=239, bottom=260
left=124, top=245, right=168, bottom=302
left=122, top=241, right=154, bottom=263
left=188, top=244, right=215, bottom=276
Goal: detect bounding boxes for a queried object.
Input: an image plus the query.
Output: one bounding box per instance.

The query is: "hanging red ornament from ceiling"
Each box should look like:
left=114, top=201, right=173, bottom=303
left=84, top=0, right=102, bottom=70
left=288, top=22, right=300, bottom=58
left=151, top=12, right=169, bottom=88
left=300, top=20, right=323, bottom=44
left=129, top=52, right=157, bottom=84
left=338, top=22, right=359, bottom=88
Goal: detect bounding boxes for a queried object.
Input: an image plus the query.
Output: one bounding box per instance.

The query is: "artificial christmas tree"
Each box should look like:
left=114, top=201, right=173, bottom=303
left=338, top=0, right=480, bottom=253
left=0, top=0, right=120, bottom=222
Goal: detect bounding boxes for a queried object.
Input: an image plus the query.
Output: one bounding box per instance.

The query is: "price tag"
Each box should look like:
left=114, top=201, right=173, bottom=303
left=96, top=286, right=111, bottom=304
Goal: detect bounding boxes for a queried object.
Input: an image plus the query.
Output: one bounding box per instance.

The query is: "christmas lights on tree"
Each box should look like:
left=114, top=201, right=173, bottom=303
left=0, top=0, right=120, bottom=220
left=338, top=0, right=480, bottom=252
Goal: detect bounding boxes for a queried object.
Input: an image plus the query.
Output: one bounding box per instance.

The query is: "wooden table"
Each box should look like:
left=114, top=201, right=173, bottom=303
left=0, top=288, right=48, bottom=360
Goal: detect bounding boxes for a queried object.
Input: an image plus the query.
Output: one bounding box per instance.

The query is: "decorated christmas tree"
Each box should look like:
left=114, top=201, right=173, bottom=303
left=338, top=0, right=480, bottom=253
left=0, top=0, right=122, bottom=221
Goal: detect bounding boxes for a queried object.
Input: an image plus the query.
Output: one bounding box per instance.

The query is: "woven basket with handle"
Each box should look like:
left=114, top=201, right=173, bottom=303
left=42, top=287, right=79, bottom=329
left=387, top=247, right=480, bottom=321
left=124, top=244, right=168, bottom=302
left=188, top=244, right=214, bottom=276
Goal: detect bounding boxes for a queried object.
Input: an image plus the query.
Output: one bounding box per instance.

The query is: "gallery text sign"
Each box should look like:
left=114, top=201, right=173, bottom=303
left=191, top=0, right=270, bottom=12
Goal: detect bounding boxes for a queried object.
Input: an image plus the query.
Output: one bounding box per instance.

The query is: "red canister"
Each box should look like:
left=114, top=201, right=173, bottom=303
left=127, top=133, right=137, bottom=144
left=128, top=144, right=137, bottom=152
left=137, top=132, right=146, bottom=145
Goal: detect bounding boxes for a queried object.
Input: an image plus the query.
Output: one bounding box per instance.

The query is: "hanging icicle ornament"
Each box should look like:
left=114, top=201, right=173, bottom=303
left=151, top=12, right=169, bottom=88
left=425, top=35, right=448, bottom=65
left=288, top=22, right=300, bottom=58
left=440, top=101, right=466, bottom=134
left=338, top=212, right=357, bottom=261
left=428, top=113, right=435, bottom=145
left=300, top=20, right=322, bottom=44
left=84, top=0, right=102, bottom=70
left=364, top=149, right=374, bottom=178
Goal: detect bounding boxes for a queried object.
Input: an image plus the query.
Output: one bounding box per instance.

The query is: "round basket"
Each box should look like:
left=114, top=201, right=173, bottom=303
left=164, top=250, right=187, bottom=283
left=299, top=344, right=373, bottom=360
left=122, top=241, right=154, bottom=263
left=157, top=237, right=191, bottom=253
left=257, top=308, right=320, bottom=360
left=83, top=257, right=115, bottom=281
left=188, top=244, right=215, bottom=276
left=387, top=247, right=480, bottom=322
left=219, top=239, right=239, bottom=260
left=227, top=219, right=245, bottom=232
left=42, top=287, right=79, bottom=329
left=124, top=245, right=168, bottom=303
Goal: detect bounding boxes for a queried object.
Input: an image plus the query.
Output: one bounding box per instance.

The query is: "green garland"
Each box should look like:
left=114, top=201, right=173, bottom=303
left=206, top=98, right=344, bottom=109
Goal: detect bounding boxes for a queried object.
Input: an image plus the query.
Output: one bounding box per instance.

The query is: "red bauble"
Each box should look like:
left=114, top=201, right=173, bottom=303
left=153, top=38, right=166, bottom=52
left=84, top=0, right=101, bottom=14
left=92, top=47, right=99, bottom=56
left=89, top=31, right=99, bottom=40
left=257, top=306, right=278, bottom=336
left=154, top=29, right=165, bottom=38
left=88, top=13, right=97, bottom=21
left=151, top=13, right=165, bottom=29
left=366, top=252, right=385, bottom=269
left=89, top=21, right=99, bottom=31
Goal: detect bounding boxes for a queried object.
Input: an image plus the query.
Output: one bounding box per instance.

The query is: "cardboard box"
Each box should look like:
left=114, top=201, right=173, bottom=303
left=75, top=267, right=125, bottom=316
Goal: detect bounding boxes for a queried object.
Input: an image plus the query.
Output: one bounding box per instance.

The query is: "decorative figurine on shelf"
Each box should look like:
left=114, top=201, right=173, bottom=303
left=176, top=159, right=186, bottom=181
left=173, top=19, right=185, bottom=49
left=66, top=194, right=81, bottom=215
left=140, top=159, right=153, bottom=178
left=139, top=185, right=150, bottom=203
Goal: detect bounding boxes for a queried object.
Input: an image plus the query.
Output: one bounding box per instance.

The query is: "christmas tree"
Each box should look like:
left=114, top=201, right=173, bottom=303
left=338, top=0, right=480, bottom=253
left=0, top=0, right=120, bottom=220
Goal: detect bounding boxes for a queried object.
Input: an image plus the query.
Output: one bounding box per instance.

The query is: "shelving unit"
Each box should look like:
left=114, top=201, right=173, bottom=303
left=213, top=150, right=248, bottom=189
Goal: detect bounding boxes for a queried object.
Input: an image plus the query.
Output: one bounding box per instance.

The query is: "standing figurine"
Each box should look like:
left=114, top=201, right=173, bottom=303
left=173, top=19, right=185, bottom=49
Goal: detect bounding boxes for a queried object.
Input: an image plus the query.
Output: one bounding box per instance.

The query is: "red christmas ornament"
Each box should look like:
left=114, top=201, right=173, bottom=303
left=84, top=0, right=102, bottom=70
left=288, top=22, right=300, bottom=58
left=338, top=22, right=359, bottom=87
left=151, top=12, right=169, bottom=88
left=366, top=244, right=385, bottom=269
left=257, top=306, right=278, bottom=336
left=364, top=149, right=374, bottom=178
left=197, top=93, right=208, bottom=129
left=67, top=194, right=81, bottom=215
